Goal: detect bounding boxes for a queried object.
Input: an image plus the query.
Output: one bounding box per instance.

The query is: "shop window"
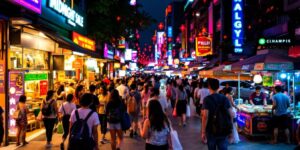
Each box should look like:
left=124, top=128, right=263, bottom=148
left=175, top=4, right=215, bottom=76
left=23, top=48, right=48, bottom=70
left=9, top=46, right=23, bottom=69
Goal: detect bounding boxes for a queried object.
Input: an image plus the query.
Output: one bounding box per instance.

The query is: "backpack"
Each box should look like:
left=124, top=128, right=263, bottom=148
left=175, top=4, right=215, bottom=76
left=68, top=110, right=95, bottom=150
left=42, top=100, right=54, bottom=116
left=127, top=96, right=137, bottom=114
left=211, top=95, right=233, bottom=136
left=108, top=105, right=123, bottom=123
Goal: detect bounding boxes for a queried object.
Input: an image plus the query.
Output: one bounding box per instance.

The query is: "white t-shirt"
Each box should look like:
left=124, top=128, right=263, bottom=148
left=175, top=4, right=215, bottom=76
left=146, top=97, right=168, bottom=112
left=116, top=84, right=129, bottom=99
left=59, top=102, right=76, bottom=115
left=198, top=88, right=210, bottom=104
left=70, top=108, right=100, bottom=136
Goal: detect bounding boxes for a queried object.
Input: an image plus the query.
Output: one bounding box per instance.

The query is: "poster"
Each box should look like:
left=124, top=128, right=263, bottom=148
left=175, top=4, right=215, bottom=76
left=195, top=37, right=212, bottom=57
left=0, top=64, right=4, bottom=93
left=40, top=80, right=48, bottom=96
left=9, top=71, right=24, bottom=135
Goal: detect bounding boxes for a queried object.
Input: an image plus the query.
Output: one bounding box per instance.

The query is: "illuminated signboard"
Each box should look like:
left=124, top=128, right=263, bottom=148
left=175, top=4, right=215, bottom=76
left=48, top=0, right=84, bottom=27
left=258, top=38, right=292, bottom=45
left=125, top=49, right=132, bottom=61
left=118, top=37, right=126, bottom=49
left=232, top=0, right=244, bottom=53
left=195, top=37, right=212, bottom=57
left=14, top=0, right=42, bottom=14
left=104, top=44, right=114, bottom=59
left=168, top=26, right=173, bottom=37
left=72, top=32, right=95, bottom=51
left=157, top=32, right=165, bottom=45
left=132, top=50, right=137, bottom=62
left=129, top=0, right=136, bottom=6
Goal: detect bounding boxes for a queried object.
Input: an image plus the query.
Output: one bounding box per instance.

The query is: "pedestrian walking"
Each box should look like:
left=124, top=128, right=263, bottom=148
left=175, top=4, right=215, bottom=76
left=98, top=85, right=110, bottom=144
left=89, top=84, right=100, bottom=112
left=75, top=85, right=85, bottom=107
left=58, top=94, right=76, bottom=149
left=176, top=85, right=188, bottom=127
left=106, top=89, right=125, bottom=150
left=68, top=93, right=100, bottom=150
left=201, top=78, right=233, bottom=150
left=41, top=90, right=58, bottom=147
left=198, top=81, right=210, bottom=116
left=128, top=83, right=141, bottom=138
left=140, top=100, right=170, bottom=150
left=15, top=95, right=29, bottom=146
left=141, top=84, right=151, bottom=120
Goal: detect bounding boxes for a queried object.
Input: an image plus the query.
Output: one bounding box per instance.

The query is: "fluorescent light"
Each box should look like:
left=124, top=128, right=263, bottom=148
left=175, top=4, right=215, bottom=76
left=73, top=51, right=85, bottom=56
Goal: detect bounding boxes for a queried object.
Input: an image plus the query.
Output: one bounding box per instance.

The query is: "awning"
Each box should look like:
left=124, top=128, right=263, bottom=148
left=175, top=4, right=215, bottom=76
left=229, top=52, right=299, bottom=71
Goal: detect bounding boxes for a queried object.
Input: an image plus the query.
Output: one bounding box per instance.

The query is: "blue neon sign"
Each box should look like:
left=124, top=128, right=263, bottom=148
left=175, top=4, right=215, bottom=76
left=168, top=26, right=173, bottom=37
left=232, top=0, right=244, bottom=53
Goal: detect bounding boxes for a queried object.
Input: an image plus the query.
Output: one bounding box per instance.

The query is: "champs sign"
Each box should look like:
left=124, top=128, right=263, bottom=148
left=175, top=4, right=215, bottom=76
left=195, top=37, right=212, bottom=57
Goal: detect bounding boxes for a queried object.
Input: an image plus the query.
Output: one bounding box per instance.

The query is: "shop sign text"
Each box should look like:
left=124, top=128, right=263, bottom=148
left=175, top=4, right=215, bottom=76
left=72, top=32, right=95, bottom=51
left=48, top=0, right=84, bottom=27
left=195, top=37, right=212, bottom=57
left=232, top=0, right=244, bottom=53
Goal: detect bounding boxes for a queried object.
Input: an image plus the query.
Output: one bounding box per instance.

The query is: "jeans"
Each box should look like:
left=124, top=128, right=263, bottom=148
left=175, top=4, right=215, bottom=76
left=43, top=118, right=56, bottom=142
left=207, top=134, right=228, bottom=150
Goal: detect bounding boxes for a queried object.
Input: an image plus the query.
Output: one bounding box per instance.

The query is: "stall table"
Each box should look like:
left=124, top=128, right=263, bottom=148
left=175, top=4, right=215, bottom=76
left=237, top=104, right=273, bottom=136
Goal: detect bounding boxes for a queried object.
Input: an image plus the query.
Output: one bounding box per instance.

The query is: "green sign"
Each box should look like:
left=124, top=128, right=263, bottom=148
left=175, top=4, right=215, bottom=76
left=25, top=73, right=48, bottom=81
left=263, top=76, right=273, bottom=87
left=258, top=38, right=266, bottom=45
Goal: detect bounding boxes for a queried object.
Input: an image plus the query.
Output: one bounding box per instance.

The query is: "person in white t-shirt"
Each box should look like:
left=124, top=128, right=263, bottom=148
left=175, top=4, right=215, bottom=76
left=146, top=88, right=168, bottom=113
left=116, top=80, right=129, bottom=100
left=69, top=93, right=100, bottom=150
left=58, top=94, right=76, bottom=149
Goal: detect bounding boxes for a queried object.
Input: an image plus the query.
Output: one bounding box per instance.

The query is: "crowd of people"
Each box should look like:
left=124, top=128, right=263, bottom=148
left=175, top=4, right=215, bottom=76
left=6, top=74, right=295, bottom=150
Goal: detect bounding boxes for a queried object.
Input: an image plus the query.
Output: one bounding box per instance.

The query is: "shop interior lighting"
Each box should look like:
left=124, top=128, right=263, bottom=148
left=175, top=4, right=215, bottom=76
left=196, top=12, right=200, bottom=17
left=280, top=73, right=287, bottom=79
left=73, top=52, right=85, bottom=56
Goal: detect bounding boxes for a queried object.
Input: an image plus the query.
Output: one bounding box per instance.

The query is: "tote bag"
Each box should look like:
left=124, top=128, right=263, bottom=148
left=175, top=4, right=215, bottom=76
left=170, top=127, right=183, bottom=150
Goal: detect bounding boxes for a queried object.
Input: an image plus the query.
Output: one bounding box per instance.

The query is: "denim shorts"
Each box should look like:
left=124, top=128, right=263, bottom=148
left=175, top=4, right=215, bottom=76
left=108, top=123, right=121, bottom=130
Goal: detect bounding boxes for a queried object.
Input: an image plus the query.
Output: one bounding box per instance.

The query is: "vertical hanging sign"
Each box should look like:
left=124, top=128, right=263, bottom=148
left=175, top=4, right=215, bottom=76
left=232, top=0, right=244, bottom=53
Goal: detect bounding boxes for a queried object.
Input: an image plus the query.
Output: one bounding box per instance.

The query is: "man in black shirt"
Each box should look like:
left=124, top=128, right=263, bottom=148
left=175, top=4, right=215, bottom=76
left=201, top=78, right=233, bottom=150
left=89, top=84, right=100, bottom=112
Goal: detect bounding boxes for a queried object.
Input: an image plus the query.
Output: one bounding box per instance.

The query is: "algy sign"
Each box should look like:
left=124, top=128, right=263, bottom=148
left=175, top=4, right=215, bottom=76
left=48, top=0, right=84, bottom=27
left=232, top=0, right=244, bottom=53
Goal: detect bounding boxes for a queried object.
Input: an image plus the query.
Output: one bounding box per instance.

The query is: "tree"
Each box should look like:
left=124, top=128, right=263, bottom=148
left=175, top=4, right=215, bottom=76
left=86, top=0, right=155, bottom=46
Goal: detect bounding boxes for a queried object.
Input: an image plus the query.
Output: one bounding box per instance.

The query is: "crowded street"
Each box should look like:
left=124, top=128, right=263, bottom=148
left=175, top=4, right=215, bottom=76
left=0, top=0, right=300, bottom=150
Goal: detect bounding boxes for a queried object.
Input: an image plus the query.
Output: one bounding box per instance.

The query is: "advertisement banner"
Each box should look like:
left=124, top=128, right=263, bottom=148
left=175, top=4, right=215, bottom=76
left=72, top=32, right=95, bottom=51
left=252, top=116, right=272, bottom=135
left=195, top=37, right=212, bottom=57
left=9, top=71, right=24, bottom=135
left=40, top=80, right=48, bottom=96
left=72, top=58, right=83, bottom=69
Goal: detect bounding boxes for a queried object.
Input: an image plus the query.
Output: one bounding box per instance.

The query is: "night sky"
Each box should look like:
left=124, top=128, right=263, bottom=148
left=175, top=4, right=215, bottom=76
left=139, top=0, right=172, bottom=45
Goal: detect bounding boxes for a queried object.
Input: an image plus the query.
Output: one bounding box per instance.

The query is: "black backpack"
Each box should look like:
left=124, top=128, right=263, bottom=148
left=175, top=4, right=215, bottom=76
left=68, top=110, right=95, bottom=150
left=42, top=100, right=54, bottom=116
left=211, top=95, right=233, bottom=136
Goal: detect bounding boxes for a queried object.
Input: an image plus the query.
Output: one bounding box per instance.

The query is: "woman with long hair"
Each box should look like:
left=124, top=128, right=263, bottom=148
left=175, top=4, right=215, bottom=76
left=98, top=86, right=110, bottom=144
left=59, top=94, right=76, bottom=149
left=141, top=84, right=151, bottom=120
left=106, top=89, right=125, bottom=150
left=42, top=90, right=58, bottom=147
left=57, top=85, right=66, bottom=100
left=176, top=85, right=188, bottom=127
left=140, top=100, right=170, bottom=150
left=225, top=87, right=240, bottom=144
left=16, top=95, right=29, bottom=146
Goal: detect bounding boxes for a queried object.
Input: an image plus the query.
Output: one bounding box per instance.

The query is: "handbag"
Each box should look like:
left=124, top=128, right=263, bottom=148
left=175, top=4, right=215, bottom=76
left=57, top=122, right=63, bottom=134
left=168, top=122, right=183, bottom=150
left=172, top=108, right=177, bottom=117
left=186, top=105, right=191, bottom=117
left=121, top=112, right=131, bottom=131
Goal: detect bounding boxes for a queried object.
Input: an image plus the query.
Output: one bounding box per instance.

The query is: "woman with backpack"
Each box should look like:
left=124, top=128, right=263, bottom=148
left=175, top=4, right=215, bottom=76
left=59, top=94, right=76, bottom=149
left=176, top=85, right=188, bottom=127
left=140, top=100, right=170, bottom=150
left=68, top=93, right=100, bottom=150
left=106, top=89, right=125, bottom=150
left=41, top=90, right=58, bottom=147
left=98, top=86, right=110, bottom=144
left=15, top=95, right=29, bottom=146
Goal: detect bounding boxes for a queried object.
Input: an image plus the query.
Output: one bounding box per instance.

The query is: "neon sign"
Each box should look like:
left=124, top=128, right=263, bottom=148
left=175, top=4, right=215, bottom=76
left=14, top=0, right=41, bottom=14
left=72, top=32, right=95, bottom=51
left=48, top=0, right=84, bottom=27
left=232, top=0, right=244, bottom=53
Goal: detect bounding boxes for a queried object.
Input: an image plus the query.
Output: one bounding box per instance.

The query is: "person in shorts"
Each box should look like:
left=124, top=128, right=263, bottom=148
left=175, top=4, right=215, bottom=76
left=271, top=86, right=291, bottom=144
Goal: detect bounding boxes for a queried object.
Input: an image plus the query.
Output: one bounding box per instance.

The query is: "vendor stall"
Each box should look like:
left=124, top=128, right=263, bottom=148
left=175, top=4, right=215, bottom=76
left=237, top=104, right=273, bottom=136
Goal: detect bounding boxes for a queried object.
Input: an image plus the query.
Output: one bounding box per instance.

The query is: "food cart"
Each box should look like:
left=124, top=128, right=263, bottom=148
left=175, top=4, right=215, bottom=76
left=237, top=104, right=273, bottom=136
